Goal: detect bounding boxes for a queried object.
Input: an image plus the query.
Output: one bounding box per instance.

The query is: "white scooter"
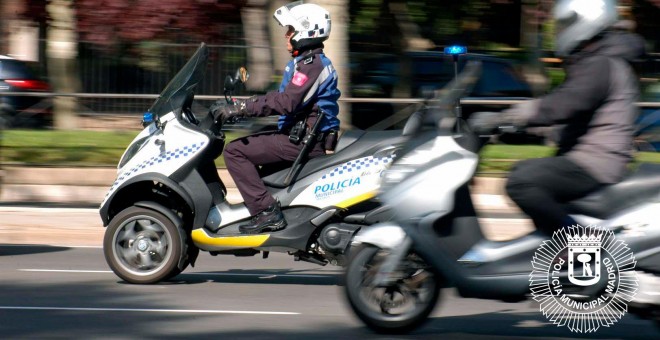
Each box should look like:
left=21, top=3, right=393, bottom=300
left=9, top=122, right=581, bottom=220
left=343, top=53, right=660, bottom=333
left=99, top=43, right=428, bottom=284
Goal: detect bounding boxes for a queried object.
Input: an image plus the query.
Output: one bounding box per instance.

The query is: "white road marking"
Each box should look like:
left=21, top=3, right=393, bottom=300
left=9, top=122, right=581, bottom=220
left=1, top=244, right=103, bottom=249
left=19, top=269, right=334, bottom=278
left=0, top=306, right=299, bottom=315
left=20, top=269, right=111, bottom=273
left=186, top=272, right=332, bottom=279
left=0, top=207, right=97, bottom=213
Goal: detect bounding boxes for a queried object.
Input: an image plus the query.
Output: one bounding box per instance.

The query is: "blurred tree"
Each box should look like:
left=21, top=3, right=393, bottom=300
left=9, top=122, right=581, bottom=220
left=349, top=0, right=523, bottom=52
left=75, top=0, right=243, bottom=51
left=242, top=0, right=272, bottom=91
left=268, top=0, right=291, bottom=83
left=46, top=0, right=80, bottom=129
left=314, top=0, right=353, bottom=129
left=12, top=0, right=246, bottom=129
left=5, top=0, right=73, bottom=129
left=75, top=0, right=245, bottom=80
left=349, top=0, right=523, bottom=103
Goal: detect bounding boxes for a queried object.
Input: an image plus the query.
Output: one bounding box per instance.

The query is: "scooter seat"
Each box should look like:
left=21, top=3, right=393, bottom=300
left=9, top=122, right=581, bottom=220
left=566, top=163, right=660, bottom=219
left=262, top=130, right=404, bottom=188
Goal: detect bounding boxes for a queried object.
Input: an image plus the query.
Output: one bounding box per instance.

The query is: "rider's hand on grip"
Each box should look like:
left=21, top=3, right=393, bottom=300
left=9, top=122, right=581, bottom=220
left=468, top=111, right=502, bottom=134
left=209, top=100, right=246, bottom=125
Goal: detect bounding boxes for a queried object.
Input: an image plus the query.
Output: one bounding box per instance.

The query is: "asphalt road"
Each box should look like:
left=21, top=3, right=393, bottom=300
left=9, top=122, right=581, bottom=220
left=1, top=245, right=657, bottom=339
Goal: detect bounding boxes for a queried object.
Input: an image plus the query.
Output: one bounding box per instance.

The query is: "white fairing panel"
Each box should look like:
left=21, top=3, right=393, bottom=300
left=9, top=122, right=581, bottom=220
left=207, top=201, right=252, bottom=228
left=352, top=222, right=406, bottom=250
left=573, top=202, right=660, bottom=231
left=290, top=154, right=396, bottom=208
left=381, top=136, right=478, bottom=220
left=101, top=113, right=209, bottom=207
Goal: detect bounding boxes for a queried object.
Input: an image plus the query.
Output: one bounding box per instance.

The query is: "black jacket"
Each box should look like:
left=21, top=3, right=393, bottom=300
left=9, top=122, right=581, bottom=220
left=515, top=31, right=646, bottom=183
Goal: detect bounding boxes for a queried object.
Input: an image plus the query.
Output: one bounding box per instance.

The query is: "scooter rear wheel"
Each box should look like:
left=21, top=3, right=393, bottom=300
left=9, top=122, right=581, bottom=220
left=344, top=245, right=441, bottom=334
left=104, top=206, right=186, bottom=284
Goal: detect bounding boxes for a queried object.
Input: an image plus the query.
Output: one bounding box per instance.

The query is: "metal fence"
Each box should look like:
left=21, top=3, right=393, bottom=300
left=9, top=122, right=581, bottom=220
left=1, top=38, right=659, bottom=131
left=75, top=40, right=258, bottom=116
left=2, top=92, right=659, bottom=131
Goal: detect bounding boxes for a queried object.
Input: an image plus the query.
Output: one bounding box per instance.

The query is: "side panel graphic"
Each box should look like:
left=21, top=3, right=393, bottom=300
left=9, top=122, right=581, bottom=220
left=290, top=155, right=395, bottom=208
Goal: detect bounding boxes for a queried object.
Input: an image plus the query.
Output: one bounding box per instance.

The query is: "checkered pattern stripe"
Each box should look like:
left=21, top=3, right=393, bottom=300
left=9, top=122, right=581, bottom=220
left=321, top=154, right=396, bottom=180
left=106, top=142, right=205, bottom=196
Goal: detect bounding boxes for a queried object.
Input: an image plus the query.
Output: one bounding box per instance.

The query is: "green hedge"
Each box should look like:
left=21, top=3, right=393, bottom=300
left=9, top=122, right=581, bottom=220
left=1, top=130, right=658, bottom=174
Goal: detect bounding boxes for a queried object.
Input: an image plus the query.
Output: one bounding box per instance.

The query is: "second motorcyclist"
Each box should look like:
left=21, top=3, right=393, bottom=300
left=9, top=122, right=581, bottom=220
left=471, top=0, right=646, bottom=234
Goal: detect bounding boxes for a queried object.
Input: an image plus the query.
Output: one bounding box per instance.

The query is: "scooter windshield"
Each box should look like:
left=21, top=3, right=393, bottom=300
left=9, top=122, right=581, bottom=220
left=147, top=43, right=209, bottom=118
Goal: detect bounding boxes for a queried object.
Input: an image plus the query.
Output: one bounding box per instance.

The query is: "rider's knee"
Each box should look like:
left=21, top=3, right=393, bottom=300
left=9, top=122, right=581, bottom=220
left=224, top=140, right=244, bottom=159
left=506, top=161, right=535, bottom=198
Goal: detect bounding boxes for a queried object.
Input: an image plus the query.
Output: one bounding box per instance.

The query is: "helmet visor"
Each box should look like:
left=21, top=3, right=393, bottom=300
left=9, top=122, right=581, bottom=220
left=273, top=1, right=305, bottom=29
left=555, top=15, right=576, bottom=38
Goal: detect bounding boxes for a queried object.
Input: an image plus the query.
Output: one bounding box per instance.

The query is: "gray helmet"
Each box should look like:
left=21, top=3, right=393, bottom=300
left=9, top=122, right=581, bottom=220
left=553, top=0, right=618, bottom=57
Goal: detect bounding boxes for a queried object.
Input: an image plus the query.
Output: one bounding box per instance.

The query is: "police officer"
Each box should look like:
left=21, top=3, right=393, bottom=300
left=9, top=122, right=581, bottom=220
left=214, top=2, right=340, bottom=234
left=471, top=0, right=646, bottom=234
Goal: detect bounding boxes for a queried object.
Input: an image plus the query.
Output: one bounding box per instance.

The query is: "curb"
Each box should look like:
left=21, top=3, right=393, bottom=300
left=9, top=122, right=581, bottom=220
left=0, top=167, right=532, bottom=246
left=0, top=166, right=521, bottom=215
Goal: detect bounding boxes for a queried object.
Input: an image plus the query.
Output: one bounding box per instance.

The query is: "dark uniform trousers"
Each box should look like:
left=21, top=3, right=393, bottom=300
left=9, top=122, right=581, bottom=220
left=224, top=132, right=325, bottom=216
left=506, top=156, right=603, bottom=234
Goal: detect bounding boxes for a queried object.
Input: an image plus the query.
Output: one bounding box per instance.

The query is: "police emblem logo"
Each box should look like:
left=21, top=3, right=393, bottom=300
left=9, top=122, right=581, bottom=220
left=567, top=233, right=602, bottom=287
left=529, top=225, right=638, bottom=333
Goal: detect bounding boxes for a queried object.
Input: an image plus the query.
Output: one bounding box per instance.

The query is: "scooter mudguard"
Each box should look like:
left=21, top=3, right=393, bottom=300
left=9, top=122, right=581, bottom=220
left=351, top=222, right=406, bottom=250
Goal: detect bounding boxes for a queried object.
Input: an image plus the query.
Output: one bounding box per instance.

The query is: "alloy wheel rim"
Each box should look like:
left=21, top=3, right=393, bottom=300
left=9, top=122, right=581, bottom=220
left=112, top=215, right=172, bottom=277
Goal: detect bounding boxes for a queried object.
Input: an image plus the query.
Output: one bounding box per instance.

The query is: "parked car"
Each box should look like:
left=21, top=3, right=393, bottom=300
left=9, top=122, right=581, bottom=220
left=349, top=51, right=535, bottom=132
left=0, top=55, right=52, bottom=128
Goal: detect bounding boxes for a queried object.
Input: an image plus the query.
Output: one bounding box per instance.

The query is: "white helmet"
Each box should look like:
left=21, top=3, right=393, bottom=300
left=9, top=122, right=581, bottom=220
left=274, top=1, right=331, bottom=52
left=553, top=0, right=618, bottom=57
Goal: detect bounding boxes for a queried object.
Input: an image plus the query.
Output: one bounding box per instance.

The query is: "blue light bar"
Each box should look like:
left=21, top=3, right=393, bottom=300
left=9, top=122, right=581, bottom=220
left=444, top=45, right=467, bottom=55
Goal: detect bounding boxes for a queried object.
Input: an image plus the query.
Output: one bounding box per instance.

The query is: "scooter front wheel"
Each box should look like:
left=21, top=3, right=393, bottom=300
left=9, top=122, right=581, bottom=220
left=344, top=245, right=441, bottom=334
left=104, top=206, right=186, bottom=284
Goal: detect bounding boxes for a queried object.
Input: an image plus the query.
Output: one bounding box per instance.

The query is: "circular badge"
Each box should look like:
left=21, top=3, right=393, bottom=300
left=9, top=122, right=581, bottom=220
left=529, top=225, right=638, bottom=333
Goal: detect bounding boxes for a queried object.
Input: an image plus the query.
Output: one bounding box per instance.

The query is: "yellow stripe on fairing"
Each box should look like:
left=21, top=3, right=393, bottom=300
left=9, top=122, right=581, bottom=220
left=336, top=191, right=377, bottom=208
left=191, top=229, right=270, bottom=247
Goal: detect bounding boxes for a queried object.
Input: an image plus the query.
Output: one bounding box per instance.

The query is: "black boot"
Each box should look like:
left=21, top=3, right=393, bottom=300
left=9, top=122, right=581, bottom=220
left=239, top=202, right=287, bottom=234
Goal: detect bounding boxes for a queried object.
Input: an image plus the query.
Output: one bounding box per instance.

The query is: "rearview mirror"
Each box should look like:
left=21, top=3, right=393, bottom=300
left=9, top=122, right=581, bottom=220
left=236, top=66, right=249, bottom=83
left=224, top=67, right=250, bottom=92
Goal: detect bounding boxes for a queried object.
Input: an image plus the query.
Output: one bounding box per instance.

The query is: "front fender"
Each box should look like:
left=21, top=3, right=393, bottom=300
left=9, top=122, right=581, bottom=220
left=99, top=173, right=194, bottom=226
left=351, top=222, right=406, bottom=250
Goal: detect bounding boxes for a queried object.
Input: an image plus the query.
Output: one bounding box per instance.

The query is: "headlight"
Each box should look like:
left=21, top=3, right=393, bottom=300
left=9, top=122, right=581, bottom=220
left=379, top=140, right=437, bottom=192
left=118, top=136, right=150, bottom=169
left=381, top=167, right=415, bottom=186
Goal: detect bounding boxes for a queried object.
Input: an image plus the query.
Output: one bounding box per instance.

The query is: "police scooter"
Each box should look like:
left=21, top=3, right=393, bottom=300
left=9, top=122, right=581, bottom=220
left=343, top=48, right=660, bottom=333
left=99, top=43, right=428, bottom=284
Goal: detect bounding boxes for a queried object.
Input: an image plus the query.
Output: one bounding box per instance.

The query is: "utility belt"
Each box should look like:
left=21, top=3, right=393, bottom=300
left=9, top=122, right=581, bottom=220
left=287, top=119, right=338, bottom=151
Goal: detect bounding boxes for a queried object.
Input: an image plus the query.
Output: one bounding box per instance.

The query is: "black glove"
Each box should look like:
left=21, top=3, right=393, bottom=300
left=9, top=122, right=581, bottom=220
left=209, top=99, right=247, bottom=124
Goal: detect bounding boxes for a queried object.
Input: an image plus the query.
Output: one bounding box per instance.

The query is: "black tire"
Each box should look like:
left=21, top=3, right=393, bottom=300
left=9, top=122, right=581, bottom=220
left=344, top=245, right=441, bottom=334
left=104, top=206, right=187, bottom=284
